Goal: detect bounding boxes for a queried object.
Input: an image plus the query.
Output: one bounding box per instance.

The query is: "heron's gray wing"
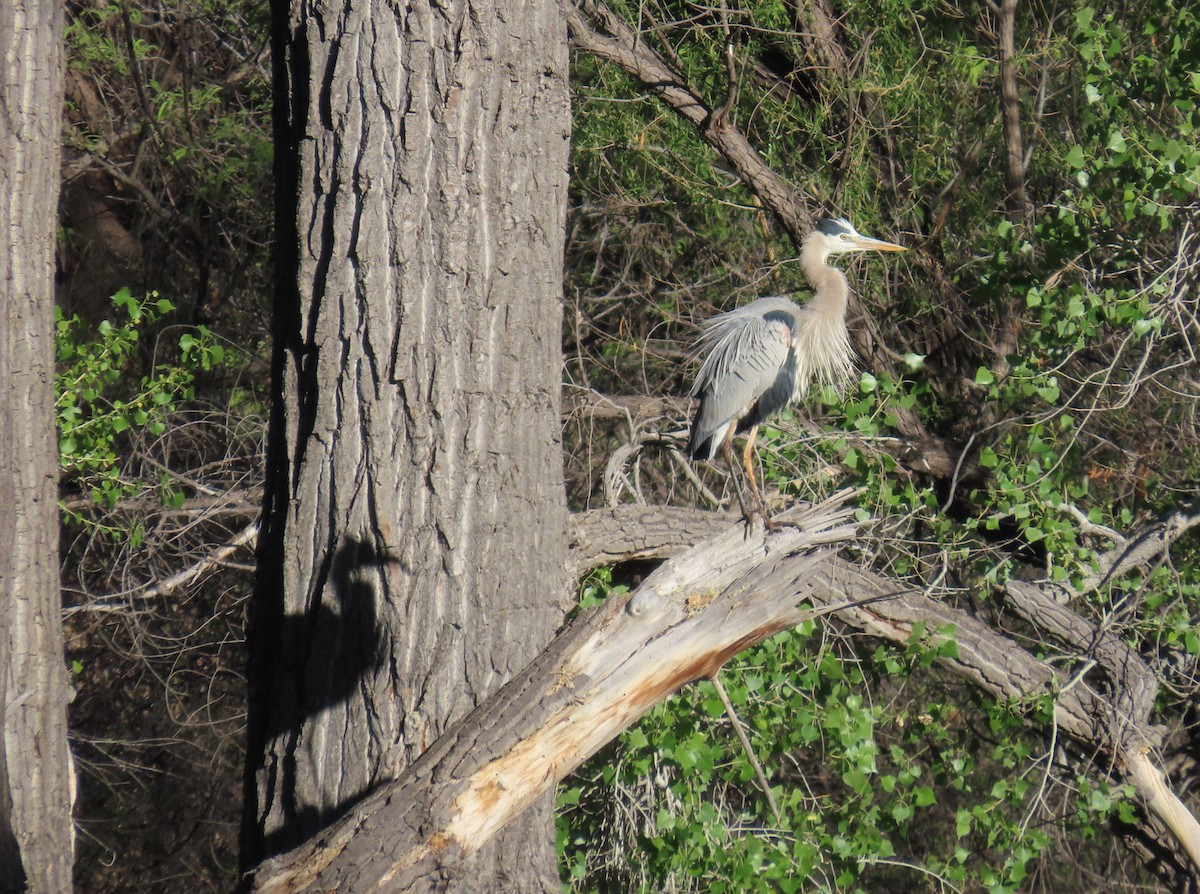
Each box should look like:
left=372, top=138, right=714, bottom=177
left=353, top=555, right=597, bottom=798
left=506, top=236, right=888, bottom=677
left=688, top=298, right=798, bottom=457
left=691, top=297, right=800, bottom=398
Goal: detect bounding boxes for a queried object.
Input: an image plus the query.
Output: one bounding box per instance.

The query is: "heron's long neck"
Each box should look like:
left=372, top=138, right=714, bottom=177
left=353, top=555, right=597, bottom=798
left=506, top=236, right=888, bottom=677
left=800, top=239, right=850, bottom=317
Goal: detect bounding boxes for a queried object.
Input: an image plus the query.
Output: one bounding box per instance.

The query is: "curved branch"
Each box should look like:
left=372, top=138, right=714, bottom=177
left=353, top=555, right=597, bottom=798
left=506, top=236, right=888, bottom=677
left=246, top=497, right=1200, bottom=891
left=565, top=0, right=814, bottom=244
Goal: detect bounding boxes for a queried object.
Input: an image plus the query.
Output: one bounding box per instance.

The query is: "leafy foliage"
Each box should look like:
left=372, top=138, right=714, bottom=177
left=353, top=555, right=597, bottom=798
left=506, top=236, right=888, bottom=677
left=61, top=0, right=272, bottom=336
left=57, top=287, right=228, bottom=523
left=559, top=582, right=1122, bottom=893
left=562, top=0, right=1200, bottom=890
left=58, top=4, right=273, bottom=891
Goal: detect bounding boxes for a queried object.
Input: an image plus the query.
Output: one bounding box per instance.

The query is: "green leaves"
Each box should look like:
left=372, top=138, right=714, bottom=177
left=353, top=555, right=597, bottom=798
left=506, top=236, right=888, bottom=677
left=56, top=289, right=225, bottom=524
left=562, top=0, right=1200, bottom=890
left=559, top=618, right=993, bottom=893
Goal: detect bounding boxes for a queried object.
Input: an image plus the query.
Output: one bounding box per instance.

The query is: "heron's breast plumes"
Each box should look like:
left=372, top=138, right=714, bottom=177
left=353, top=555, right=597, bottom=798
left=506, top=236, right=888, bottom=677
left=790, top=310, right=854, bottom=403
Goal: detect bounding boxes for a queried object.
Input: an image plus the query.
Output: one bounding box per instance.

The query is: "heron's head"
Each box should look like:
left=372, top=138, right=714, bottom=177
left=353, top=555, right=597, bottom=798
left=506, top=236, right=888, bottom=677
left=811, top=217, right=906, bottom=257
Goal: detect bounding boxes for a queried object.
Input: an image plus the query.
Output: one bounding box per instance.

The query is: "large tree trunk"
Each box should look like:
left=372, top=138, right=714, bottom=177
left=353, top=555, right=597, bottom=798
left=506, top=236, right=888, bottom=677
left=242, top=0, right=570, bottom=890
left=0, top=1, right=74, bottom=891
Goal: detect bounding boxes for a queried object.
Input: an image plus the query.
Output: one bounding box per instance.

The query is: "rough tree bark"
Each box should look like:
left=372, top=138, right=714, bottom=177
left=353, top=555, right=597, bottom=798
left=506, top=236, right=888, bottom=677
left=244, top=492, right=1200, bottom=891
left=0, top=2, right=74, bottom=892
left=242, top=0, right=570, bottom=890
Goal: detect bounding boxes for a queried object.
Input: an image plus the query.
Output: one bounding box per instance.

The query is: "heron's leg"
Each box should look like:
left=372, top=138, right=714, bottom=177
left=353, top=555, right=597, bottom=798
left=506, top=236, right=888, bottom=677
left=721, top=427, right=753, bottom=521
left=740, top=424, right=775, bottom=526
left=734, top=424, right=772, bottom=523
left=740, top=424, right=760, bottom=505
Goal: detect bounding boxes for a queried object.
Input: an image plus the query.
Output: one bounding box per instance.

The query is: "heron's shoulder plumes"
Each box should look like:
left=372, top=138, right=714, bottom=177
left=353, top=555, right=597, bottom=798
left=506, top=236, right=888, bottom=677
left=689, top=297, right=800, bottom=397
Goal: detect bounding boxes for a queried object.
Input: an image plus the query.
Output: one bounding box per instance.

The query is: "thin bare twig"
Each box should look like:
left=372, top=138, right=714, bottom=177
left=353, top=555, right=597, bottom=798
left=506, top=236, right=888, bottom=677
left=709, top=672, right=781, bottom=824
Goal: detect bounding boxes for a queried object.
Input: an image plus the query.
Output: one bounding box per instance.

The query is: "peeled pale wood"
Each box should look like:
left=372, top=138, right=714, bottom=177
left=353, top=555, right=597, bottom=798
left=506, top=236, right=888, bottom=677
left=1127, top=747, right=1200, bottom=872
left=249, top=493, right=860, bottom=892
left=248, top=495, right=1200, bottom=891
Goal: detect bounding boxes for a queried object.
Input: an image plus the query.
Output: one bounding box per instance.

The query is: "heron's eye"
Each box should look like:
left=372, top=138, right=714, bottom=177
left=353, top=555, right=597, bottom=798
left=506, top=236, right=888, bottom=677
left=839, top=233, right=850, bottom=241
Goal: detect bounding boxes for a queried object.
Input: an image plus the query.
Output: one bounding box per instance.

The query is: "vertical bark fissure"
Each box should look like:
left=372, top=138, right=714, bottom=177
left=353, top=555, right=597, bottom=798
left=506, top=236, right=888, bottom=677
left=246, top=0, right=569, bottom=886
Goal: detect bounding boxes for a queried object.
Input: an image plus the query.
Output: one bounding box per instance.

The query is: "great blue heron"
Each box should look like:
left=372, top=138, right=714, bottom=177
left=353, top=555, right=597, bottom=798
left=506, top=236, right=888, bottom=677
left=687, top=217, right=905, bottom=520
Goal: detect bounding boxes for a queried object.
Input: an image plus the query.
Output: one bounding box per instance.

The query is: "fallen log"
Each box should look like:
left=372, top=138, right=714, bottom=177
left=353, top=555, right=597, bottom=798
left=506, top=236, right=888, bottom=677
left=247, top=492, right=1200, bottom=891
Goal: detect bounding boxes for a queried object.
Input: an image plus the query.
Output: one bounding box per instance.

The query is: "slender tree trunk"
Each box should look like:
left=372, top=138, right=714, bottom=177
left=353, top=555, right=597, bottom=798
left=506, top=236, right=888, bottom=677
left=243, top=0, right=570, bottom=889
left=991, top=0, right=1031, bottom=218
left=0, top=1, right=73, bottom=891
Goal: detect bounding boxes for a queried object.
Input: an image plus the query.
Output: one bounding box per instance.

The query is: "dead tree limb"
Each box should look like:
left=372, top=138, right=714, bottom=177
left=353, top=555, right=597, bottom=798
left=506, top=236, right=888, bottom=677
left=120, top=520, right=260, bottom=603
left=568, top=504, right=735, bottom=577
left=563, top=389, right=690, bottom=424
left=246, top=492, right=1200, bottom=891
left=246, top=493, right=861, bottom=892
left=574, top=501, right=1200, bottom=881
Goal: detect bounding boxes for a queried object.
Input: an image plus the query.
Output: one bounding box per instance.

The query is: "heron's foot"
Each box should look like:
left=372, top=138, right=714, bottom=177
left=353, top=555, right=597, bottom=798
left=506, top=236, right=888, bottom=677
left=736, top=499, right=779, bottom=534
left=737, top=510, right=769, bottom=536
left=728, top=474, right=783, bottom=534
left=754, top=489, right=782, bottom=532
left=730, top=481, right=754, bottom=527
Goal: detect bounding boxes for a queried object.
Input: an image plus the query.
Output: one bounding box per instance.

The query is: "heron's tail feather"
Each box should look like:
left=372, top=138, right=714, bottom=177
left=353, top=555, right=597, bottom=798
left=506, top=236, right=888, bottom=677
left=688, top=416, right=729, bottom=461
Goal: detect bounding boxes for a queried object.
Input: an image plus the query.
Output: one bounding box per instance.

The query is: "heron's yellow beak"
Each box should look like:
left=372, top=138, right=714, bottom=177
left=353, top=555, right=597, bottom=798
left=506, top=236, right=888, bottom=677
left=854, top=235, right=906, bottom=252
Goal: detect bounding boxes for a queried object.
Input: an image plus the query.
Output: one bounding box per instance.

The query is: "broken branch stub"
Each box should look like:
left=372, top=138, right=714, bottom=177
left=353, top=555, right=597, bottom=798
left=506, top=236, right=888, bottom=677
left=249, top=496, right=1200, bottom=891
left=248, top=492, right=860, bottom=892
